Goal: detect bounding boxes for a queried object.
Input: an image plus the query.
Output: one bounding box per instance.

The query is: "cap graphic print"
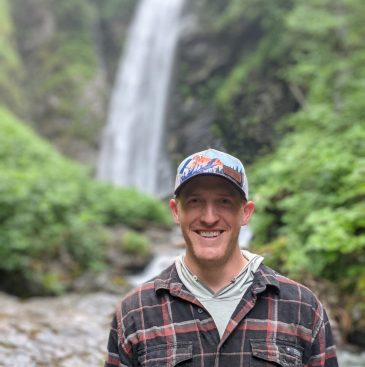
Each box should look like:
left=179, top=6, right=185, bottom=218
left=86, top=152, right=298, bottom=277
left=174, top=148, right=248, bottom=199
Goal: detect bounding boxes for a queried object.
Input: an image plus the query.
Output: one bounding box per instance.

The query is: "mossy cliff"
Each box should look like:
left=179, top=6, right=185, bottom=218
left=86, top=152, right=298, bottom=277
left=0, top=0, right=172, bottom=296
left=172, top=0, right=365, bottom=345
left=4, top=0, right=137, bottom=165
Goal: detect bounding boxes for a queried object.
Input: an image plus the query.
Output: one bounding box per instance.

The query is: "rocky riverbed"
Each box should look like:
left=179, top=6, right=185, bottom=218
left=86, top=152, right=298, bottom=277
left=0, top=292, right=120, bottom=367
left=1, top=290, right=365, bottom=366
left=0, top=229, right=364, bottom=367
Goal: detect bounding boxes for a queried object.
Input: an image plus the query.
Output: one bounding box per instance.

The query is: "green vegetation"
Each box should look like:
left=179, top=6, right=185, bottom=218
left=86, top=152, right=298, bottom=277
left=121, top=230, right=150, bottom=257
left=1, top=0, right=364, bottom=338
left=251, top=116, right=365, bottom=283
left=7, top=0, right=137, bottom=158
left=195, top=0, right=365, bottom=325
left=0, top=0, right=25, bottom=113
left=10, top=0, right=103, bottom=147
left=249, top=0, right=365, bottom=302
left=0, top=107, right=170, bottom=295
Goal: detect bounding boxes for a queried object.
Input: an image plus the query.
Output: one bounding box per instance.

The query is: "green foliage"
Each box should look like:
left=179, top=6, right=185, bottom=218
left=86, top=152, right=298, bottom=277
left=87, top=184, right=171, bottom=229
left=251, top=129, right=365, bottom=308
left=6, top=0, right=139, bottom=157
left=8, top=0, right=106, bottom=152
left=121, top=230, right=150, bottom=257
left=195, top=0, right=365, bottom=307
left=52, top=0, right=96, bottom=31
left=0, top=107, right=171, bottom=295
left=1, top=0, right=363, bottom=319
left=250, top=8, right=365, bottom=291
left=194, top=0, right=297, bottom=163
left=0, top=0, right=26, bottom=114
left=251, top=117, right=365, bottom=274
left=91, top=0, right=137, bottom=19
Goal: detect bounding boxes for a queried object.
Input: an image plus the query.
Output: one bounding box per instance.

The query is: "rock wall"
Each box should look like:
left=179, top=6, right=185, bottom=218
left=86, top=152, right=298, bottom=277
left=7, top=0, right=137, bottom=166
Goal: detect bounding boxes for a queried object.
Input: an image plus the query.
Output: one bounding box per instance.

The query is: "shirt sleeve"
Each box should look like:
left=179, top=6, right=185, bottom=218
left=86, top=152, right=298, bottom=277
left=307, top=308, right=339, bottom=367
left=104, top=312, right=135, bottom=367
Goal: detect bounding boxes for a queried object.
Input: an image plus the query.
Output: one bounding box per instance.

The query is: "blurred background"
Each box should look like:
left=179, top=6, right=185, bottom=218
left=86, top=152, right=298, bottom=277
left=0, top=0, right=364, bottom=365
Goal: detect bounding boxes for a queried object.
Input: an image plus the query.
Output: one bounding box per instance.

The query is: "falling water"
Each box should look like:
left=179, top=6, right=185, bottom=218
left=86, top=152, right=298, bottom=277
left=97, top=0, right=185, bottom=197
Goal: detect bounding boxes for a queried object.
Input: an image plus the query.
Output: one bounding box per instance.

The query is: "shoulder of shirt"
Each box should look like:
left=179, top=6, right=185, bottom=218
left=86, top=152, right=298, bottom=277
left=256, top=264, right=322, bottom=307
left=116, top=263, right=323, bottom=313
left=117, top=263, right=178, bottom=305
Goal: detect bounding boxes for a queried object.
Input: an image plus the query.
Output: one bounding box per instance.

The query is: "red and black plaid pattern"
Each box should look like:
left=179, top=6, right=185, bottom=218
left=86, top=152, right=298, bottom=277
left=105, top=264, right=338, bottom=366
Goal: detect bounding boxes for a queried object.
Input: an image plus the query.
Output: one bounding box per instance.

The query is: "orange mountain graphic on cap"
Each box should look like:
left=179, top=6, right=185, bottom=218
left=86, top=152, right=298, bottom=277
left=185, top=156, right=223, bottom=170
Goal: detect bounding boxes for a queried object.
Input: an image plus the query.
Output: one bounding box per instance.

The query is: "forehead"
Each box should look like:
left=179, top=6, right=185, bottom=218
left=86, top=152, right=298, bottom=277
left=178, top=175, right=242, bottom=198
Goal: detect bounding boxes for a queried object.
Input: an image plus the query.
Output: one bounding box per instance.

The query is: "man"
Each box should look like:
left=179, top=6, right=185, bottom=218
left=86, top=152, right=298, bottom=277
left=105, top=148, right=339, bottom=366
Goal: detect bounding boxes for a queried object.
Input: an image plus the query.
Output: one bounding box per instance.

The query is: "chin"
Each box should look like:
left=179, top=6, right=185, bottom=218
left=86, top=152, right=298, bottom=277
left=192, top=249, right=228, bottom=266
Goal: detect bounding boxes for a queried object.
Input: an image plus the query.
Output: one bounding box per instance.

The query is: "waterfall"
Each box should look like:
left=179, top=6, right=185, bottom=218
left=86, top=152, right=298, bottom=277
left=97, top=0, right=185, bottom=197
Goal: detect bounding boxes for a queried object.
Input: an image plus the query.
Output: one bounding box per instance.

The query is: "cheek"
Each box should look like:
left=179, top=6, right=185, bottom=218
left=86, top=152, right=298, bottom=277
left=177, top=210, right=199, bottom=229
left=226, top=210, right=245, bottom=227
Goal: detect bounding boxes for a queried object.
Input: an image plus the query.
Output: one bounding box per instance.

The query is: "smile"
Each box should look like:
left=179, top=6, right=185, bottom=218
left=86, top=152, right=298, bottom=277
left=196, top=231, right=222, bottom=238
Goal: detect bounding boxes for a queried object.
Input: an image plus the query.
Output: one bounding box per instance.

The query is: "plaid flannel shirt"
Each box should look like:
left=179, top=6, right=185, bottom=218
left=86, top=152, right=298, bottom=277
left=105, top=263, right=338, bottom=367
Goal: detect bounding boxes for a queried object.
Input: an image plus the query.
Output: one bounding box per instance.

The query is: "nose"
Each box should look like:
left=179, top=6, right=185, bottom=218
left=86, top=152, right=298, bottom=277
left=200, top=203, right=219, bottom=225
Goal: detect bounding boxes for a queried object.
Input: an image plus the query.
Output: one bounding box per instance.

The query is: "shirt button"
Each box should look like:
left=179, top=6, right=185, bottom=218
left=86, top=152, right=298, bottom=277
left=197, top=308, right=204, bottom=314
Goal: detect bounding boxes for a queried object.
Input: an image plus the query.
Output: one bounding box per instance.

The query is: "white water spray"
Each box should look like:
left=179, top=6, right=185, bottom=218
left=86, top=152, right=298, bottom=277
left=97, top=0, right=185, bottom=197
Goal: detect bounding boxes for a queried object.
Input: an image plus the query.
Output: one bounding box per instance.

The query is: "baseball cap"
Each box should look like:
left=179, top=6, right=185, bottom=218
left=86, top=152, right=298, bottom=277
left=174, top=148, right=248, bottom=199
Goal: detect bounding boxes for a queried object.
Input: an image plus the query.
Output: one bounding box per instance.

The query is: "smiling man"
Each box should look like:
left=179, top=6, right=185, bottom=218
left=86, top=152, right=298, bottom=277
left=170, top=174, right=255, bottom=293
left=105, top=148, right=339, bottom=367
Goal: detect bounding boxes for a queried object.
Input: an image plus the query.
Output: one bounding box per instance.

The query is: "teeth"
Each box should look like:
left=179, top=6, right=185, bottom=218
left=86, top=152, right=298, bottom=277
left=199, top=231, right=220, bottom=238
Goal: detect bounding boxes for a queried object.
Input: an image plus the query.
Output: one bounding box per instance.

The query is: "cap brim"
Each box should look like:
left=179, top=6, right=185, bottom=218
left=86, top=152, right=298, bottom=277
left=174, top=172, right=246, bottom=199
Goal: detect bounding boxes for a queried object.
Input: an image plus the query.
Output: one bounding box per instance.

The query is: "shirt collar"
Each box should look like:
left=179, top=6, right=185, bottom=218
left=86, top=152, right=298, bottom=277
left=251, top=264, right=281, bottom=294
left=154, top=262, right=280, bottom=295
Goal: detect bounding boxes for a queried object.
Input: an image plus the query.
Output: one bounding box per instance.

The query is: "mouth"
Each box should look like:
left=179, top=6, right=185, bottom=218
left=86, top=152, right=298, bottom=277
left=195, top=230, right=223, bottom=238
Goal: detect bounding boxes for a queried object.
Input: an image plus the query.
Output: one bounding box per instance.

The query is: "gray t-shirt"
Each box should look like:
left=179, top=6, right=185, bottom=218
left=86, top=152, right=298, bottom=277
left=175, top=250, right=264, bottom=338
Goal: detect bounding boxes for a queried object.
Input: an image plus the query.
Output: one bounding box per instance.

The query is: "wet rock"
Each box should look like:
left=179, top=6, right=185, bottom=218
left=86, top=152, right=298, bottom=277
left=0, top=292, right=120, bottom=366
left=348, top=329, right=365, bottom=349
left=0, top=285, right=364, bottom=366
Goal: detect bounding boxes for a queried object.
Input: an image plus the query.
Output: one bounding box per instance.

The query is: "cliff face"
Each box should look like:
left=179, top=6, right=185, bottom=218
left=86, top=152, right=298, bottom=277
left=5, top=0, right=296, bottom=167
left=4, top=0, right=295, bottom=167
left=166, top=1, right=222, bottom=164
left=5, top=0, right=218, bottom=167
left=5, top=0, right=137, bottom=166
left=169, top=0, right=298, bottom=165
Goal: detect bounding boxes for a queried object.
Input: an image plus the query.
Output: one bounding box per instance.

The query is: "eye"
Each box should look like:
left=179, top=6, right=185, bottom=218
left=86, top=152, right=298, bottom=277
left=219, top=197, right=233, bottom=206
left=185, top=197, right=201, bottom=206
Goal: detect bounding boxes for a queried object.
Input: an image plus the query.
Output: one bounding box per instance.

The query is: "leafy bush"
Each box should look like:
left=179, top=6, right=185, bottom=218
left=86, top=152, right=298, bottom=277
left=251, top=117, right=365, bottom=281
left=121, top=230, right=150, bottom=257
left=86, top=183, right=171, bottom=229
left=0, top=107, right=171, bottom=295
left=194, top=0, right=365, bottom=308
left=0, top=0, right=25, bottom=114
left=248, top=0, right=365, bottom=302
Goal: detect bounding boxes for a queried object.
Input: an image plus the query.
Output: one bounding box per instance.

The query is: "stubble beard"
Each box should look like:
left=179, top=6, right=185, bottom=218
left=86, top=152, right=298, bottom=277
left=182, top=230, right=241, bottom=270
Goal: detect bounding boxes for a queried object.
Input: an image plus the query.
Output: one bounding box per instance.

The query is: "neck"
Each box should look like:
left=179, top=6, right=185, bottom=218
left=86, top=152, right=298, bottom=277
left=184, top=248, right=247, bottom=293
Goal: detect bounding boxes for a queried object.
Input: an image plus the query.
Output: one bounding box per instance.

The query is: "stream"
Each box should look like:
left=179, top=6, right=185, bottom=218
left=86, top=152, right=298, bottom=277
left=0, top=246, right=364, bottom=366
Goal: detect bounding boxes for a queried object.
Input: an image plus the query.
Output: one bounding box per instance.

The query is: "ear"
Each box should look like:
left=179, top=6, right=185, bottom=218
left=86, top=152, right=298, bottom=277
left=169, top=198, right=180, bottom=224
left=241, top=201, right=255, bottom=226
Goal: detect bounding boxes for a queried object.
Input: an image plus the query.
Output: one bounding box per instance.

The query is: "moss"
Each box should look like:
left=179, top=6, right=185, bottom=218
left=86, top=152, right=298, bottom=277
left=0, top=0, right=26, bottom=114
left=121, top=231, right=150, bottom=257
left=0, top=106, right=171, bottom=295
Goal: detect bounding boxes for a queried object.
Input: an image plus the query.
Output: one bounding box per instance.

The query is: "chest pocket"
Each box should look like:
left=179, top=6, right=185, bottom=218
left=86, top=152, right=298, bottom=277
left=137, top=342, right=193, bottom=366
left=250, top=339, right=303, bottom=367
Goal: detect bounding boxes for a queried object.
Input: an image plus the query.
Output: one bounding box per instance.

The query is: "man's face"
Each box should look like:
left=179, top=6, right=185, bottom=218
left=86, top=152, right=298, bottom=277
left=169, top=175, right=254, bottom=271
